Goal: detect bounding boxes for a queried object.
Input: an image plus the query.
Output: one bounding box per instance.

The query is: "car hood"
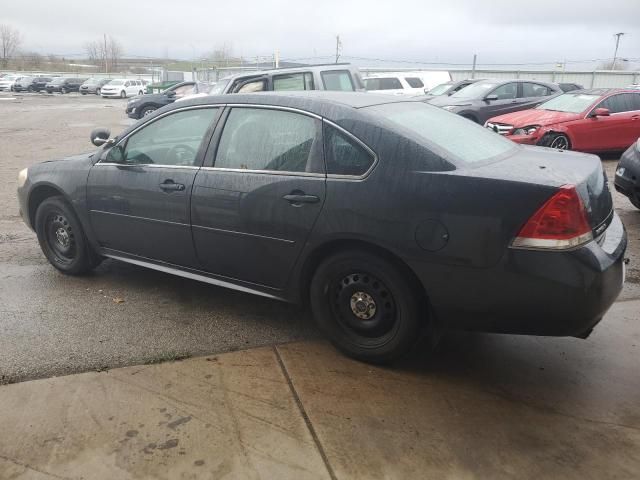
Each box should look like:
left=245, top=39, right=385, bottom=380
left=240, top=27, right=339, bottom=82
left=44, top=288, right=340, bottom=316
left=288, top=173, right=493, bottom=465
left=488, top=108, right=582, bottom=126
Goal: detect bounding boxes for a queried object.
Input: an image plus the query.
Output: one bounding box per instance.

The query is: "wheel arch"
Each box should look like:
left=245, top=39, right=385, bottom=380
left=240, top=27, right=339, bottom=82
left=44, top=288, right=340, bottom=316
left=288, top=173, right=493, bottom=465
left=297, top=238, right=430, bottom=311
left=27, top=183, right=71, bottom=230
left=459, top=112, right=479, bottom=123
left=537, top=127, right=574, bottom=148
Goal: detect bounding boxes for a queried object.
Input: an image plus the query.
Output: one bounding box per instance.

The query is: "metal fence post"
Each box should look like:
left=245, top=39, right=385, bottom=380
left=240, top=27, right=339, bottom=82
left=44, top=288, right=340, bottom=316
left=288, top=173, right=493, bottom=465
left=590, top=71, right=596, bottom=88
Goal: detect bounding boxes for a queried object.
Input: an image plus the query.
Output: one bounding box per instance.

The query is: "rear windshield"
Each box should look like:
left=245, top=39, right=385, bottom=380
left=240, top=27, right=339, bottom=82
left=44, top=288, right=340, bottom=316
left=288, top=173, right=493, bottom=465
left=365, top=102, right=518, bottom=165
left=321, top=70, right=355, bottom=91
left=451, top=81, right=498, bottom=99
left=537, top=93, right=599, bottom=113
left=427, top=83, right=452, bottom=95
left=365, top=77, right=403, bottom=90
left=50, top=78, right=66, bottom=84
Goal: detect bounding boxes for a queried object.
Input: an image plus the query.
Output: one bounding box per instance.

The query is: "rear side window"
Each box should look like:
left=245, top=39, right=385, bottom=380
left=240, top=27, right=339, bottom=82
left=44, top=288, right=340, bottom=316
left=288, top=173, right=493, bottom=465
left=236, top=79, right=266, bottom=93
left=521, top=83, right=551, bottom=98
left=321, top=70, right=355, bottom=91
left=215, top=108, right=320, bottom=173
left=365, top=77, right=403, bottom=90
left=324, top=125, right=375, bottom=176
left=273, top=72, right=315, bottom=91
left=405, top=77, right=424, bottom=88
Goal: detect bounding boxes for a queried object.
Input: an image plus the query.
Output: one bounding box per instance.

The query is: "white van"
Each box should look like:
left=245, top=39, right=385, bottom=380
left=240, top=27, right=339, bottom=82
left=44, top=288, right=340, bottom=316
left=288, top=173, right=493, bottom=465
left=100, top=79, right=146, bottom=98
left=364, top=71, right=451, bottom=96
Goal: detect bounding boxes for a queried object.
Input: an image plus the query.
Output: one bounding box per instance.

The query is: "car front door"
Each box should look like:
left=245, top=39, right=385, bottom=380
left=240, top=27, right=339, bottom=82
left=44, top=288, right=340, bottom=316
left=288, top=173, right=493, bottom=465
left=190, top=106, right=326, bottom=289
left=87, top=107, right=220, bottom=266
left=478, top=82, right=520, bottom=123
left=573, top=94, right=637, bottom=151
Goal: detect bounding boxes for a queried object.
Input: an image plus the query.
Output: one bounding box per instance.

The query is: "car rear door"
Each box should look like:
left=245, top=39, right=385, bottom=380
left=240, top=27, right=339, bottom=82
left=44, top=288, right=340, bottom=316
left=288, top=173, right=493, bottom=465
left=520, top=82, right=555, bottom=108
left=190, top=105, right=326, bottom=289
left=87, top=106, right=221, bottom=267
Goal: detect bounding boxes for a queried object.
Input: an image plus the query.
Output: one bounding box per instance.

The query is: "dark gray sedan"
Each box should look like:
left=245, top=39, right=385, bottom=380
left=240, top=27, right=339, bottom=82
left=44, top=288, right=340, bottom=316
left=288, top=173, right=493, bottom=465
left=427, top=79, right=562, bottom=124
left=16, top=92, right=626, bottom=363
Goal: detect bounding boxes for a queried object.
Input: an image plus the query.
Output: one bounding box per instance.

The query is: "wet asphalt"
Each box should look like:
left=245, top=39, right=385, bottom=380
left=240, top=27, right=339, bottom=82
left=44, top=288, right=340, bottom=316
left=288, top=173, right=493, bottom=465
left=0, top=92, right=638, bottom=384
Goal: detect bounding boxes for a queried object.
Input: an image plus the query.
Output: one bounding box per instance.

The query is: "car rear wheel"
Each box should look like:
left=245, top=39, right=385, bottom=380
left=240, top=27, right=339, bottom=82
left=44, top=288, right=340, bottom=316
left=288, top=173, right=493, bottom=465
left=138, top=90, right=144, bottom=96
left=60, top=87, right=67, bottom=94
left=35, top=197, right=101, bottom=275
left=310, top=250, right=426, bottom=364
left=96, top=88, right=101, bottom=95
left=120, top=90, right=126, bottom=98
left=540, top=133, right=571, bottom=150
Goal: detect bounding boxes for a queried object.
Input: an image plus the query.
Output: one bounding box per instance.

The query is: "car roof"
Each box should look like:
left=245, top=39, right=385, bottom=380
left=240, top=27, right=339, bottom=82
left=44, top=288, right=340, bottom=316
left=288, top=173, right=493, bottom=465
left=565, top=88, right=638, bottom=97
left=220, top=63, right=358, bottom=82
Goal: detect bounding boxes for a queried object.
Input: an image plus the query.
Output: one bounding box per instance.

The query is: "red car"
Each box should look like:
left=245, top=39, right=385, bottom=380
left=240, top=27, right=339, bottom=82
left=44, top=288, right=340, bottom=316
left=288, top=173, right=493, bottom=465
left=485, top=88, right=640, bottom=152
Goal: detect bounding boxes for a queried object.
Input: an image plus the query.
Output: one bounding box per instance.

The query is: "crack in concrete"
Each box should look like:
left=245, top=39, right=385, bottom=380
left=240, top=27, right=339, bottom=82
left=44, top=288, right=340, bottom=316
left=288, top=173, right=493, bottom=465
left=0, top=454, right=75, bottom=480
left=274, top=345, right=337, bottom=480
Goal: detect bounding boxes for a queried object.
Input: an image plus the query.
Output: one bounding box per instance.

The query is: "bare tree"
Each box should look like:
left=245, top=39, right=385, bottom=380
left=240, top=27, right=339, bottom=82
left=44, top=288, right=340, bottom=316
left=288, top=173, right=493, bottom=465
left=0, top=24, right=22, bottom=68
left=85, top=35, right=123, bottom=72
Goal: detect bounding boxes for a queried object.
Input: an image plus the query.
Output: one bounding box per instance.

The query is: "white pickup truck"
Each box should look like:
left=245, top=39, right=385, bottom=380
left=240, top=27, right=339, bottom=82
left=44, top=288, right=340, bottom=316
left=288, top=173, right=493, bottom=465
left=364, top=71, right=451, bottom=96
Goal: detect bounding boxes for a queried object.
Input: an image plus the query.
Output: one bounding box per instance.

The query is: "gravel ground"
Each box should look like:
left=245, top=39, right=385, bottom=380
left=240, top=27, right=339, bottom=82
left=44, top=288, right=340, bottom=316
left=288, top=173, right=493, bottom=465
left=0, top=91, right=638, bottom=384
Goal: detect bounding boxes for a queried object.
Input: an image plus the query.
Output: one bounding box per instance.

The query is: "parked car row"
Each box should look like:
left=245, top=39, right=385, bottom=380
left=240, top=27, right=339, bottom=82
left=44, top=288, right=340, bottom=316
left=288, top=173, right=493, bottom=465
left=0, top=74, right=148, bottom=97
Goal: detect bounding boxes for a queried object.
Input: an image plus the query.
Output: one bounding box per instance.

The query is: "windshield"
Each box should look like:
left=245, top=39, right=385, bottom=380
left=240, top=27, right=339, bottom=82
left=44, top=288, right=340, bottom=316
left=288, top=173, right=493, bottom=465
left=50, top=78, right=66, bottom=84
left=108, top=80, right=125, bottom=86
left=427, top=83, right=452, bottom=96
left=451, top=81, right=498, bottom=99
left=537, top=93, right=599, bottom=113
left=365, top=102, right=518, bottom=165
left=84, top=78, right=99, bottom=84
left=209, top=79, right=229, bottom=95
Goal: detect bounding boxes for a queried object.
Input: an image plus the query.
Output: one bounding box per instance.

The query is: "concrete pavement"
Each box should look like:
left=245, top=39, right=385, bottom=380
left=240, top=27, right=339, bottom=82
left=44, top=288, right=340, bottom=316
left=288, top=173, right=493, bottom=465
left=1, top=299, right=639, bottom=480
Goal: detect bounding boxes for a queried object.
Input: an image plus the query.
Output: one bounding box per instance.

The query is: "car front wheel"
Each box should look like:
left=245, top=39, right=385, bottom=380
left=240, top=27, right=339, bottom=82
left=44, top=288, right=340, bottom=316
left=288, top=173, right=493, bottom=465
left=35, top=197, right=101, bottom=275
left=139, top=106, right=156, bottom=118
left=120, top=90, right=126, bottom=98
left=310, top=250, right=426, bottom=364
left=539, top=133, right=571, bottom=150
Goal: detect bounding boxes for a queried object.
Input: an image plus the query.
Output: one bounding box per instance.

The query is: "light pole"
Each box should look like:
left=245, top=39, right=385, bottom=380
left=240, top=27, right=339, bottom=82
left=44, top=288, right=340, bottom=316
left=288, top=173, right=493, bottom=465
left=612, top=32, right=625, bottom=70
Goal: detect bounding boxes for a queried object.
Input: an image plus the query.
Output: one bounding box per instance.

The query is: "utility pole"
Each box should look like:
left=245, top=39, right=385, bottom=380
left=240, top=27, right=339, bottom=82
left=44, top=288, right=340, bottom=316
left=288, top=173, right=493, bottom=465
left=274, top=50, right=279, bottom=69
left=471, top=54, right=477, bottom=79
left=612, top=32, right=625, bottom=70
left=335, top=35, right=342, bottom=64
left=103, top=33, right=108, bottom=73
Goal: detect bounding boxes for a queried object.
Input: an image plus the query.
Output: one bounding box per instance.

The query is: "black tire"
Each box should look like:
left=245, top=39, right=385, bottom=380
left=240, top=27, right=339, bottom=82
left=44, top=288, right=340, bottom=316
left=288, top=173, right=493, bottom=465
left=27, top=86, right=34, bottom=92
left=138, top=90, right=144, bottom=96
left=81, top=91, right=86, bottom=95
left=539, top=132, right=571, bottom=150
left=310, top=250, right=425, bottom=364
left=60, top=87, right=67, bottom=94
left=139, top=106, right=156, bottom=118
left=96, top=88, right=101, bottom=95
left=630, top=196, right=640, bottom=210
left=120, top=90, right=126, bottom=98
left=35, top=196, right=101, bottom=275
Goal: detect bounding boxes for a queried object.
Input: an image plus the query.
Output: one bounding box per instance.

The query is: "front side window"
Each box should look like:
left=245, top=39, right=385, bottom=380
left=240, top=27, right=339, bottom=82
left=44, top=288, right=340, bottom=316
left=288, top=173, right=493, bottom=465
left=365, top=102, right=517, bottom=165
left=109, top=108, right=218, bottom=166
left=405, top=77, right=424, bottom=88
left=598, top=93, right=640, bottom=114
left=321, top=70, right=355, bottom=91
left=173, top=84, right=195, bottom=97
left=214, top=108, right=319, bottom=173
left=324, top=125, right=375, bottom=176
left=491, top=83, right=517, bottom=100
left=427, top=83, right=452, bottom=96
left=273, top=72, right=315, bottom=91
left=365, top=77, right=403, bottom=90
left=236, top=80, right=266, bottom=93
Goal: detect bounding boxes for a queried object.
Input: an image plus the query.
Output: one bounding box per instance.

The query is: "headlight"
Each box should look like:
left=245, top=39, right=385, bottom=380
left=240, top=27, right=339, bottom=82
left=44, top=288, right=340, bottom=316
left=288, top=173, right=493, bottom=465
left=442, top=106, right=457, bottom=111
left=18, top=168, right=28, bottom=188
left=513, top=125, right=540, bottom=136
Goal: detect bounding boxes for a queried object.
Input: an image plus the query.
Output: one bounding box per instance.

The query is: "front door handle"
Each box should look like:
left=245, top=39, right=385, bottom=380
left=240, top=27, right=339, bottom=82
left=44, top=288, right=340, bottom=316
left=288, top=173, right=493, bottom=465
left=283, top=193, right=320, bottom=205
left=159, top=180, right=185, bottom=192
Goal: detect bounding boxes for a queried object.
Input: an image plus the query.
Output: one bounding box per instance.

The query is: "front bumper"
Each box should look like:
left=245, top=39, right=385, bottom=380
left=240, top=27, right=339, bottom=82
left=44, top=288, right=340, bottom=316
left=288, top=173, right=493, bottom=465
left=416, top=213, right=627, bottom=337
left=101, top=90, right=121, bottom=97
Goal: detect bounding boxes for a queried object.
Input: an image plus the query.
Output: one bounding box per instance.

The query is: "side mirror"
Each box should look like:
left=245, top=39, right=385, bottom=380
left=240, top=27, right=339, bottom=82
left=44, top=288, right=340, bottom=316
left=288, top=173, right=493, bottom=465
left=90, top=128, right=111, bottom=147
left=485, top=94, right=499, bottom=102
left=591, top=108, right=610, bottom=118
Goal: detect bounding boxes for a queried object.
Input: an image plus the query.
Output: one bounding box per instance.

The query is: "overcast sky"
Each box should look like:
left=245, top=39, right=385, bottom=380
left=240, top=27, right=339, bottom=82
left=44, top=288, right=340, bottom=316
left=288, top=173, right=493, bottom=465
left=2, top=0, right=639, bottom=69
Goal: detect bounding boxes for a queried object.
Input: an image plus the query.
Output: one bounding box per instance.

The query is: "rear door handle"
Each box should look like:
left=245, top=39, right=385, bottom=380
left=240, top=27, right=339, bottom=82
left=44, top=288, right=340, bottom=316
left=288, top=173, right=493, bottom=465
left=159, top=180, right=185, bottom=192
left=283, top=193, right=320, bottom=205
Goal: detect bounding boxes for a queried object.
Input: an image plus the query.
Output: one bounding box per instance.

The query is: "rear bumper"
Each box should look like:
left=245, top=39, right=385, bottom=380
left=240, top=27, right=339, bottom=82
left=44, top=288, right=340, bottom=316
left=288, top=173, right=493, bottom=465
left=417, top=213, right=627, bottom=337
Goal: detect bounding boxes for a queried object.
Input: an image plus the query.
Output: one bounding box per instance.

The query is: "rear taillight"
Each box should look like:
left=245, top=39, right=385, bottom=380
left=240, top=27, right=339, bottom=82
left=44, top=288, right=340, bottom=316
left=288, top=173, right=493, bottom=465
left=511, top=185, right=593, bottom=250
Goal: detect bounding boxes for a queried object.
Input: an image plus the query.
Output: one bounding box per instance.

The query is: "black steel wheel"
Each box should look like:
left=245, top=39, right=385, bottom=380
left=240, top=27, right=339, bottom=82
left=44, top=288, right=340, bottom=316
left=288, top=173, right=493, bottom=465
left=35, top=196, right=101, bottom=275
left=310, top=250, right=426, bottom=364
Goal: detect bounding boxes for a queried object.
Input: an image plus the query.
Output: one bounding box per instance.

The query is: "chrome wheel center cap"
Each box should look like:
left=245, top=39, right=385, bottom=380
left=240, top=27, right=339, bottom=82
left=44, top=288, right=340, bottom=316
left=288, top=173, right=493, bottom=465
left=350, top=291, right=376, bottom=320
left=55, top=227, right=70, bottom=247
